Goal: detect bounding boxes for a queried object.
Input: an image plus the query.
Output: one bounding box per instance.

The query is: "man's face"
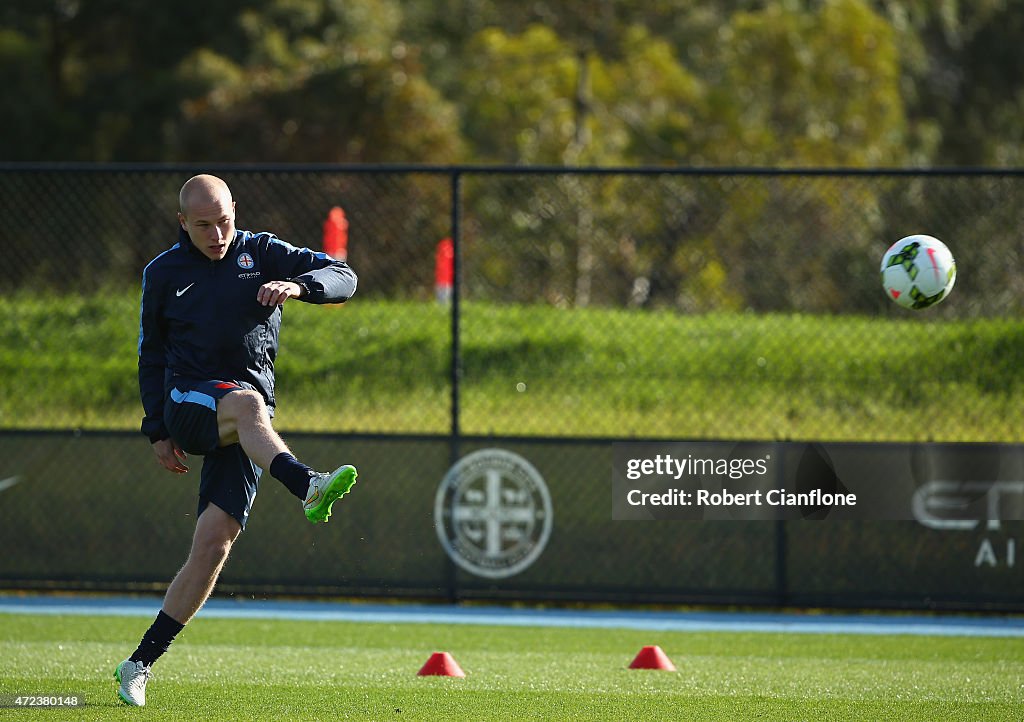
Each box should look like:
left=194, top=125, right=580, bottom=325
left=178, top=194, right=236, bottom=261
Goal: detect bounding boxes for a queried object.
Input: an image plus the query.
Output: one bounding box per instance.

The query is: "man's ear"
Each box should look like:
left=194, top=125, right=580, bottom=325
left=177, top=212, right=188, bottom=231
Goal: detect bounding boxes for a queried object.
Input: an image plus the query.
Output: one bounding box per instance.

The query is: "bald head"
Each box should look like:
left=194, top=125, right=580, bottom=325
left=177, top=174, right=237, bottom=261
left=179, top=174, right=232, bottom=216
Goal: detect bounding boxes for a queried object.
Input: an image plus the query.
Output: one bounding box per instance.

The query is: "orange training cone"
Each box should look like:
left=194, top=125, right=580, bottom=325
left=418, top=652, right=466, bottom=677
left=628, top=645, right=677, bottom=671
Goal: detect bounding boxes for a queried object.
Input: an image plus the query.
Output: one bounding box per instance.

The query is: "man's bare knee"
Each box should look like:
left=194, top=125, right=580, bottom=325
left=218, top=389, right=265, bottom=423
left=215, top=389, right=289, bottom=468
left=189, top=507, right=240, bottom=568
left=217, top=389, right=266, bottom=446
left=188, top=537, right=233, bottom=571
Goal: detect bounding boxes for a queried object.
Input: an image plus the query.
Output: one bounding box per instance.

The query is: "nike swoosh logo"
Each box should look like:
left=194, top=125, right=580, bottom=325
left=0, top=476, right=21, bottom=492
left=176, top=283, right=195, bottom=297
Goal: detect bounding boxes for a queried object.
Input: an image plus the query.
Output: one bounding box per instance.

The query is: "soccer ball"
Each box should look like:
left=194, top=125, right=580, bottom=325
left=880, top=234, right=956, bottom=310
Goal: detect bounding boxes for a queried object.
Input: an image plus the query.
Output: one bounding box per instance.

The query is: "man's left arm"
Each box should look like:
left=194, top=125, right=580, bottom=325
left=265, top=236, right=357, bottom=304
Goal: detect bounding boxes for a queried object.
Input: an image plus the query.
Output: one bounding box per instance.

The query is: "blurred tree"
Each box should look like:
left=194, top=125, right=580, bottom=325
left=698, top=0, right=907, bottom=166
left=899, top=0, right=1024, bottom=165
left=459, top=25, right=580, bottom=164
left=0, top=0, right=462, bottom=163
left=163, top=0, right=465, bottom=163
left=459, top=23, right=707, bottom=165
left=3, top=0, right=1024, bottom=167
left=404, top=0, right=1024, bottom=169
left=0, top=0, right=253, bottom=160
left=0, top=23, right=70, bottom=160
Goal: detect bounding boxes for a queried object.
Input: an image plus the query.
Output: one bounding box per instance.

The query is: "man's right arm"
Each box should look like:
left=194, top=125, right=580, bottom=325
left=138, top=267, right=169, bottom=443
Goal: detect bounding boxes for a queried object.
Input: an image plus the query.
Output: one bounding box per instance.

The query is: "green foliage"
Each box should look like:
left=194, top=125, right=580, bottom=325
left=461, top=25, right=579, bottom=164
left=460, top=23, right=705, bottom=165
left=1, top=612, right=1022, bottom=720
left=604, top=26, right=706, bottom=163
left=171, top=0, right=464, bottom=162
left=0, top=27, right=67, bottom=160
left=708, top=0, right=907, bottom=166
left=1, top=1, right=1022, bottom=165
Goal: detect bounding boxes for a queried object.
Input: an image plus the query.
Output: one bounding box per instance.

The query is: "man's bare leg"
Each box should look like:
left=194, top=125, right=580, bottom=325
left=162, top=503, right=241, bottom=624
left=115, top=503, right=241, bottom=706
left=213, top=388, right=321, bottom=503
left=215, top=389, right=290, bottom=471
left=214, top=388, right=357, bottom=522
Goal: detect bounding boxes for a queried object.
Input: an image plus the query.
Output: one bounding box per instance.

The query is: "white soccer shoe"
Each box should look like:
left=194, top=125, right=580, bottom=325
left=114, top=658, right=152, bottom=706
left=303, top=464, right=358, bottom=523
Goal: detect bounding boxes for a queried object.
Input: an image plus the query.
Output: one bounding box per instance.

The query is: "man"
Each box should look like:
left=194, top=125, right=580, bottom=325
left=115, top=174, right=359, bottom=706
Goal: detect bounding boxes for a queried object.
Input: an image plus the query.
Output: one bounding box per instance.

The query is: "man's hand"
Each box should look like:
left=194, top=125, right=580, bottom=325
left=152, top=438, right=189, bottom=474
left=257, top=280, right=302, bottom=306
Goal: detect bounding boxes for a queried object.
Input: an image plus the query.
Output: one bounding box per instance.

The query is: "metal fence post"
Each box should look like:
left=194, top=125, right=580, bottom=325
left=445, top=168, right=463, bottom=602
left=450, top=169, right=463, bottom=454
left=774, top=443, right=789, bottom=606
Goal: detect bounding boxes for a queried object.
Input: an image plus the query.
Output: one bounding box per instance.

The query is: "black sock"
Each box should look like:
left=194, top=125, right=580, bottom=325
left=270, top=452, right=315, bottom=500
left=130, top=610, right=185, bottom=667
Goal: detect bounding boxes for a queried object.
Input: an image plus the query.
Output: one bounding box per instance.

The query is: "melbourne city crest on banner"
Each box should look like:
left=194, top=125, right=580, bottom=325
left=434, top=449, right=553, bottom=579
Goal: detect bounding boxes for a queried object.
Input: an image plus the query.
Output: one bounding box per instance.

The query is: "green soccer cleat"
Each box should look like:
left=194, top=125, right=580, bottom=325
left=303, top=464, right=358, bottom=523
left=114, top=658, right=151, bottom=706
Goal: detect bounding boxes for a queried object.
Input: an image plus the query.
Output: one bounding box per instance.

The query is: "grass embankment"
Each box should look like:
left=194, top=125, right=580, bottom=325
left=1, top=292, right=1022, bottom=440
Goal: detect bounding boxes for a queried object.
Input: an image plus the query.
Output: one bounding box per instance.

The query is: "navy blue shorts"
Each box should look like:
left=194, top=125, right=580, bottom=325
left=164, top=379, right=261, bottom=530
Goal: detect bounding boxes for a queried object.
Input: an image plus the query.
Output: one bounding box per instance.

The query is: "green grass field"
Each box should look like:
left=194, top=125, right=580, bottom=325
left=1, top=612, right=1021, bottom=720
left=2, top=291, right=1023, bottom=440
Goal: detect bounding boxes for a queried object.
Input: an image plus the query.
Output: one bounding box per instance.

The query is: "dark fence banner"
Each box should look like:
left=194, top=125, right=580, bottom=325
left=1, top=432, right=1021, bottom=610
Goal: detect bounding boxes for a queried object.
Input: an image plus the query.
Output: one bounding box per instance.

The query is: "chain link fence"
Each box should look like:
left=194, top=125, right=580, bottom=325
left=1, top=164, right=1022, bottom=609
left=5, top=165, right=1024, bottom=311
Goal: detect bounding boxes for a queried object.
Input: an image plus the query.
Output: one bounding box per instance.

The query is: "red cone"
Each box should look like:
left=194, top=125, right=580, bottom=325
left=417, top=651, right=466, bottom=677
left=628, top=645, right=677, bottom=671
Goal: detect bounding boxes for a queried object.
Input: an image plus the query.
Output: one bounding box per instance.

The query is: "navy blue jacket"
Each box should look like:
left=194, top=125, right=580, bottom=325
left=138, top=228, right=357, bottom=442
